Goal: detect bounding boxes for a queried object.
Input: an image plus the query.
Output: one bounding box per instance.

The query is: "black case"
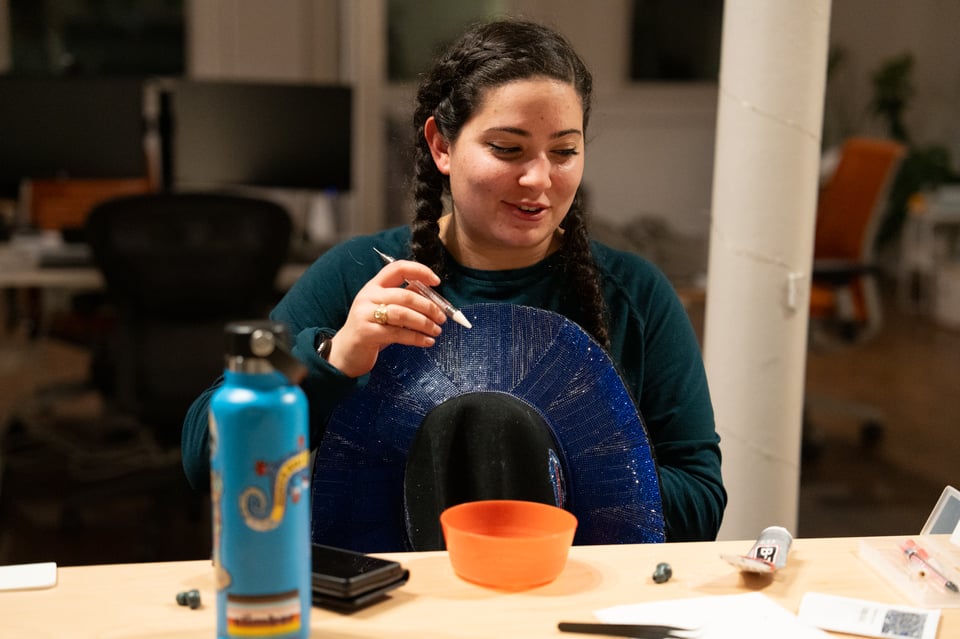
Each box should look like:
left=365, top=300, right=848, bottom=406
left=311, top=573, right=409, bottom=612
left=310, top=544, right=409, bottom=610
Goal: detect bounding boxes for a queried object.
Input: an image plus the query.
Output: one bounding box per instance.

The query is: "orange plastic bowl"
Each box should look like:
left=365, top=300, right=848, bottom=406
left=440, top=499, right=578, bottom=590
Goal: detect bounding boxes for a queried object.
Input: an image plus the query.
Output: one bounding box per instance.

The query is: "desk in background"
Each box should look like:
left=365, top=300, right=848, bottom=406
left=0, top=262, right=308, bottom=293
left=899, top=186, right=960, bottom=324
left=0, top=262, right=308, bottom=335
left=2, top=537, right=956, bottom=638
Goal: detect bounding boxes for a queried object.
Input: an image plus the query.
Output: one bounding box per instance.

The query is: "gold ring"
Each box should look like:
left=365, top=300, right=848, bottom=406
left=373, top=303, right=389, bottom=325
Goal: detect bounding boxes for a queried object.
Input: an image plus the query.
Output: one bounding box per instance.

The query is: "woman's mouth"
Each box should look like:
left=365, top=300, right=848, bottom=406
left=514, top=203, right=545, bottom=215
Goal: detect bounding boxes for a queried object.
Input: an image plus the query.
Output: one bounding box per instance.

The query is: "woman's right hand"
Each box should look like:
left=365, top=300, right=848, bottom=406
left=324, top=259, right=448, bottom=378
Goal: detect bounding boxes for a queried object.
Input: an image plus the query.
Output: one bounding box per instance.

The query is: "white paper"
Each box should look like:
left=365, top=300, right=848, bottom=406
left=596, top=592, right=829, bottom=639
left=0, top=562, right=58, bottom=591
left=799, top=592, right=940, bottom=639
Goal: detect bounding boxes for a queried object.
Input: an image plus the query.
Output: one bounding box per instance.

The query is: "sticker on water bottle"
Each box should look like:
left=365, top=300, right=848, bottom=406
left=227, top=590, right=303, bottom=636
left=240, top=446, right=311, bottom=531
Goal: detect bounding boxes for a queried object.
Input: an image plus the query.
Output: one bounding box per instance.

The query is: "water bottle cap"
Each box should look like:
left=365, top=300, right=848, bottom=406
left=223, top=320, right=307, bottom=384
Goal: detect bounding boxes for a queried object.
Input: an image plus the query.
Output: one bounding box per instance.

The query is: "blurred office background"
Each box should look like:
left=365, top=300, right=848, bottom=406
left=0, top=1, right=958, bottom=565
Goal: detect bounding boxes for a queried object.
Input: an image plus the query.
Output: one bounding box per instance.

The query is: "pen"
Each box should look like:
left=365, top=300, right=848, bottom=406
left=373, top=248, right=472, bottom=329
left=900, top=539, right=959, bottom=593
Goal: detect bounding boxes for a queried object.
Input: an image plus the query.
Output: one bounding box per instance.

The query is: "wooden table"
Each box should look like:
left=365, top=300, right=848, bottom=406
left=2, top=536, right=955, bottom=638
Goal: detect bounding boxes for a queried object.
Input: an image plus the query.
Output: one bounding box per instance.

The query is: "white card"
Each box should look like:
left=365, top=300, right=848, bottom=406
left=598, top=592, right=830, bottom=638
left=0, top=562, right=58, bottom=591
left=799, top=592, right=940, bottom=639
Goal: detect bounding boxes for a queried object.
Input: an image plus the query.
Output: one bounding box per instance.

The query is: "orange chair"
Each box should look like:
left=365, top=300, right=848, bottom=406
left=810, top=137, right=907, bottom=341
left=804, top=137, right=906, bottom=459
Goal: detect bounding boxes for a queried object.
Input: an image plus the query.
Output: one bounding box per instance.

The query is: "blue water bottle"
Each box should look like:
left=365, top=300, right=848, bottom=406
left=209, top=320, right=311, bottom=639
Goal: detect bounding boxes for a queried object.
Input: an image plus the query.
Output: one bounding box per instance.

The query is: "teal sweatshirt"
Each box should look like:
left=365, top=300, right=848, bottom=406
left=182, top=226, right=726, bottom=541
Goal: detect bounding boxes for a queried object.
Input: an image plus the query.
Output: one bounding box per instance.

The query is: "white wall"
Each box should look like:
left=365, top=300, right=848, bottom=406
left=824, top=0, right=960, bottom=160
left=586, top=87, right=717, bottom=234
left=186, top=0, right=720, bottom=235
left=401, top=0, right=960, bottom=236
left=187, top=0, right=339, bottom=82
left=6, top=0, right=952, bottom=237
left=511, top=0, right=719, bottom=234
left=525, top=0, right=960, bottom=237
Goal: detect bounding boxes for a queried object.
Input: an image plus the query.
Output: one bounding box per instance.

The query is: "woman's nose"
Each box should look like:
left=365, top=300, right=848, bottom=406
left=518, top=155, right=552, bottom=190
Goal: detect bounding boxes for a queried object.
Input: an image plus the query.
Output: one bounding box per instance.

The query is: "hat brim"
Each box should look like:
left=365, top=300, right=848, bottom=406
left=311, top=304, right=664, bottom=551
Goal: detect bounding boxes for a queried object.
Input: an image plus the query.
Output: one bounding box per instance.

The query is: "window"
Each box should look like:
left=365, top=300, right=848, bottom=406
left=387, top=0, right=504, bottom=82
left=630, top=0, right=723, bottom=82
left=9, top=0, right=183, bottom=76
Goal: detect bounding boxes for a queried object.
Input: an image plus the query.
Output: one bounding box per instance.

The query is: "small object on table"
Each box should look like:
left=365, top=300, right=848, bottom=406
left=652, top=562, right=673, bottom=583
left=176, top=589, right=202, bottom=609
left=899, top=539, right=959, bottom=593
left=721, top=525, right=793, bottom=574
left=558, top=621, right=699, bottom=638
left=0, top=561, right=57, bottom=591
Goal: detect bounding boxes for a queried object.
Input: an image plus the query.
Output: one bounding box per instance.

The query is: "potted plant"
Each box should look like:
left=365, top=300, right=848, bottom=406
left=869, top=53, right=957, bottom=249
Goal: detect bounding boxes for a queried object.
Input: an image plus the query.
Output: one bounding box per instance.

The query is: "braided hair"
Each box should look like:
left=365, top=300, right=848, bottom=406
left=410, top=19, right=609, bottom=349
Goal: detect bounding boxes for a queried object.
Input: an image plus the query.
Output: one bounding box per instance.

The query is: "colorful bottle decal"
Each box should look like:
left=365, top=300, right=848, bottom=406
left=239, top=442, right=310, bottom=532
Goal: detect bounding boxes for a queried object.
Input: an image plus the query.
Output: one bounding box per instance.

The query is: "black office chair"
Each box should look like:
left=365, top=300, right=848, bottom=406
left=85, top=191, right=293, bottom=447
left=1, top=191, right=292, bottom=563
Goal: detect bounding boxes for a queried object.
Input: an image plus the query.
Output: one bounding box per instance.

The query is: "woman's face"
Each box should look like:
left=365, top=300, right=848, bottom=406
left=425, top=77, right=585, bottom=269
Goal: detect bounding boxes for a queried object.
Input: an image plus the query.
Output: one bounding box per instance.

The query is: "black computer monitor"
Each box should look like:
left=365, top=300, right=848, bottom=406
left=0, top=75, right=148, bottom=200
left=164, top=80, right=352, bottom=192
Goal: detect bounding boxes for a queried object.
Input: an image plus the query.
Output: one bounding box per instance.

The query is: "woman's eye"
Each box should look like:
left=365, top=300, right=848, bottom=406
left=488, top=143, right=521, bottom=154
left=486, top=143, right=580, bottom=159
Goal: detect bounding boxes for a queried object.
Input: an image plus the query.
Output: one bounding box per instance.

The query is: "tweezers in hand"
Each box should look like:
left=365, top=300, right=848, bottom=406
left=558, top=621, right=700, bottom=639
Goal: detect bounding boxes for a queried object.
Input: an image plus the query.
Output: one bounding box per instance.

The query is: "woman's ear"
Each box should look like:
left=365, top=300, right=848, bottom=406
left=424, top=116, right=451, bottom=176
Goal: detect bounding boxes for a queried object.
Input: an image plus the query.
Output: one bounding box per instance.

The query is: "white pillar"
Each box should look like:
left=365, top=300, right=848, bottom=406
left=341, top=0, right=386, bottom=236
left=704, top=1, right=832, bottom=540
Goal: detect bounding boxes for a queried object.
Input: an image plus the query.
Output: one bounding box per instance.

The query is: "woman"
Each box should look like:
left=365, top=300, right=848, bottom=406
left=182, top=18, right=726, bottom=542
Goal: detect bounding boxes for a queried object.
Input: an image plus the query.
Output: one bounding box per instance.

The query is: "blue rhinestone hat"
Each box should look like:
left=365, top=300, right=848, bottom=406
left=311, top=304, right=664, bottom=551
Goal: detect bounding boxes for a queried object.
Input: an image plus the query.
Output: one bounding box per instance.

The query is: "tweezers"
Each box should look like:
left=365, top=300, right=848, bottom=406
left=558, top=621, right=700, bottom=639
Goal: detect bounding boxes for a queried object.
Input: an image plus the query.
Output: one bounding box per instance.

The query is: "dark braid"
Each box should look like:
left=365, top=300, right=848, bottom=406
left=560, top=192, right=610, bottom=349
left=408, top=127, right=445, bottom=272
left=410, top=18, right=610, bottom=348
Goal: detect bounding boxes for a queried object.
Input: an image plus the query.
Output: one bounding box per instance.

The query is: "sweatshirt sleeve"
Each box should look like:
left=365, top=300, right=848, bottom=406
left=181, top=377, right=220, bottom=491
left=180, top=234, right=395, bottom=491
left=640, top=275, right=726, bottom=541
left=179, top=330, right=360, bottom=493
left=597, top=245, right=726, bottom=541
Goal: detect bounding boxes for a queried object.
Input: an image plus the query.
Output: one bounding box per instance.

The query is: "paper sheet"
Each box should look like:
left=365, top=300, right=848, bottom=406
left=0, top=562, right=57, bottom=591
left=596, top=592, right=830, bottom=639
left=799, top=592, right=940, bottom=639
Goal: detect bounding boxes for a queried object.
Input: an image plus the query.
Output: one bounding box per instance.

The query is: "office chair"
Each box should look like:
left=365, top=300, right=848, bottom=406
left=1, top=191, right=292, bottom=561
left=85, top=191, right=293, bottom=447
left=11, top=177, right=155, bottom=339
left=810, top=138, right=907, bottom=340
left=804, top=137, right=906, bottom=459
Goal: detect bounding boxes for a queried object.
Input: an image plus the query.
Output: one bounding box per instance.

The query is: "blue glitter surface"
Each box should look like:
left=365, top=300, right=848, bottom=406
left=311, top=304, right=664, bottom=551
